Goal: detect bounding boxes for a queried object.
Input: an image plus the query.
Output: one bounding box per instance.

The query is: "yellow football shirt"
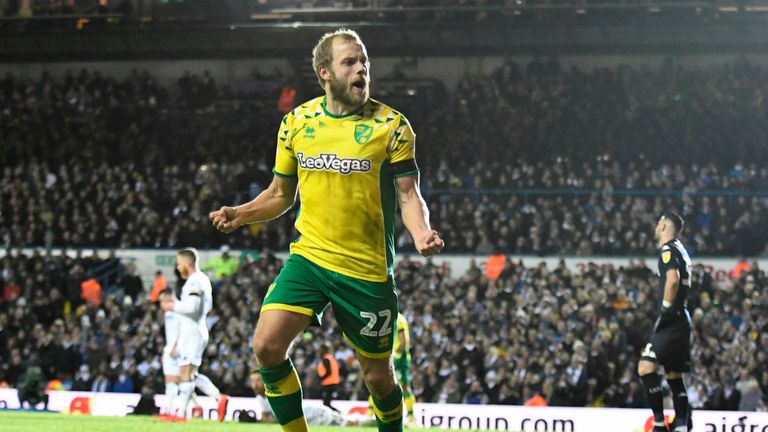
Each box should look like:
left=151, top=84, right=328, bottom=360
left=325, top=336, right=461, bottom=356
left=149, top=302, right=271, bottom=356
left=273, top=96, right=418, bottom=282
left=393, top=312, right=411, bottom=360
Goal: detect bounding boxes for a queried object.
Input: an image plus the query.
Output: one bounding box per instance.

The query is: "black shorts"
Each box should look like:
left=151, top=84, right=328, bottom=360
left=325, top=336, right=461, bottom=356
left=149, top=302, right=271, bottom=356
left=641, top=319, right=692, bottom=373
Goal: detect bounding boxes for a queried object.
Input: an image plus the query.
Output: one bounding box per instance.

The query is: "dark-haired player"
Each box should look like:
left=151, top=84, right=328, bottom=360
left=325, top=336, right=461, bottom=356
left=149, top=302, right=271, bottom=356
left=638, top=213, right=692, bottom=432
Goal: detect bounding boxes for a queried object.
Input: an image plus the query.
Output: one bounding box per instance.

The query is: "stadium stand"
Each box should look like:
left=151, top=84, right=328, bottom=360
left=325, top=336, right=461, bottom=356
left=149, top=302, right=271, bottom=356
left=1, top=57, right=768, bottom=411
left=2, top=60, right=768, bottom=255
left=0, top=248, right=766, bottom=410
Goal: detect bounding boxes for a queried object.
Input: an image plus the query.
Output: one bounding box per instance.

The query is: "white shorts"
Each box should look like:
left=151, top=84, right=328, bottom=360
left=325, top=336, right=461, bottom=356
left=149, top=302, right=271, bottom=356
left=162, top=350, right=180, bottom=377
left=176, top=333, right=207, bottom=367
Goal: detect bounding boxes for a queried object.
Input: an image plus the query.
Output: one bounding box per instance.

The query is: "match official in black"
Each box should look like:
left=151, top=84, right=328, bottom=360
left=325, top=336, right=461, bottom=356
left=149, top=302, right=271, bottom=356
left=638, top=212, right=693, bottom=432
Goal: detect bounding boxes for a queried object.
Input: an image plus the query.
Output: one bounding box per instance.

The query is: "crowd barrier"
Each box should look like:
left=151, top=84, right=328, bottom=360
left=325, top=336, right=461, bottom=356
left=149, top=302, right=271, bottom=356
left=1, top=389, right=767, bottom=431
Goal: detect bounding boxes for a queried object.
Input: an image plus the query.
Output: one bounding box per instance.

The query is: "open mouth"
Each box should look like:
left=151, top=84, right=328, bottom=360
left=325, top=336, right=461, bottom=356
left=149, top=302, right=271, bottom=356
left=352, top=80, right=366, bottom=90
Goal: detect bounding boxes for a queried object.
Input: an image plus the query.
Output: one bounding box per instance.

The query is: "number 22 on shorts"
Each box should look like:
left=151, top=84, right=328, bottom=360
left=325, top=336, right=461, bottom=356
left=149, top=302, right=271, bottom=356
left=359, top=310, right=393, bottom=337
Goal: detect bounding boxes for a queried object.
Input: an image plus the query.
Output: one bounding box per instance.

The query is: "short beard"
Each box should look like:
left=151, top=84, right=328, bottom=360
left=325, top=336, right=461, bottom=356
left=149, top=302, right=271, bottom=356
left=328, top=72, right=367, bottom=108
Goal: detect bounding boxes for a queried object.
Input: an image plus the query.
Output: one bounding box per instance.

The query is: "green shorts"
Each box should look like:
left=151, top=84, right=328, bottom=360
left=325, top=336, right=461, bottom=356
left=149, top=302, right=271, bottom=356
left=393, top=356, right=411, bottom=386
left=262, top=254, right=398, bottom=359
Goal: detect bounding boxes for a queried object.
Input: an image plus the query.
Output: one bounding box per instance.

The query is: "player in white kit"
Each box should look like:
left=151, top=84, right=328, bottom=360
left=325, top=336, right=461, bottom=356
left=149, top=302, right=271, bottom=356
left=161, top=248, right=229, bottom=422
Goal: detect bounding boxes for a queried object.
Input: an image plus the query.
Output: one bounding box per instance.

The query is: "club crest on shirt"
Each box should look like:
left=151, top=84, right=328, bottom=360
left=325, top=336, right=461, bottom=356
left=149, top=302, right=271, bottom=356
left=662, top=251, right=672, bottom=264
left=354, top=124, right=374, bottom=144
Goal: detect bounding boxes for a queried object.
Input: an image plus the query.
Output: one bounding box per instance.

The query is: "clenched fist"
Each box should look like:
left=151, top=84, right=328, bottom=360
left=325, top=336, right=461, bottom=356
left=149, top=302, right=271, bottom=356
left=415, top=230, right=444, bottom=257
left=209, top=206, right=241, bottom=233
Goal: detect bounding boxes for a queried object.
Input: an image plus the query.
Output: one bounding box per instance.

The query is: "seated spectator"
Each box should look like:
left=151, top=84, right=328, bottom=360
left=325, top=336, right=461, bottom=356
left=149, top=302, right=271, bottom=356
left=90, top=372, right=112, bottom=393
left=112, top=371, right=134, bottom=393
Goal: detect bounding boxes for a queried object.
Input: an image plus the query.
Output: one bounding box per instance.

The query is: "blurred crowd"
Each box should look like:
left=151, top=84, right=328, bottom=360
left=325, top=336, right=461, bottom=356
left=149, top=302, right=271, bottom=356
left=2, top=57, right=768, bottom=410
left=1, top=0, right=132, bottom=18
left=2, top=60, right=768, bottom=255
left=1, top=249, right=766, bottom=412
left=0, top=247, right=274, bottom=398
left=390, top=256, right=768, bottom=411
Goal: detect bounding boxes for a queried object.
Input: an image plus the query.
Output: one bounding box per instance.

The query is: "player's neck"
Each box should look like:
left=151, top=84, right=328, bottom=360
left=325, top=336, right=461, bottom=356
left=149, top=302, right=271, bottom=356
left=323, top=94, right=363, bottom=117
left=657, top=235, right=674, bottom=247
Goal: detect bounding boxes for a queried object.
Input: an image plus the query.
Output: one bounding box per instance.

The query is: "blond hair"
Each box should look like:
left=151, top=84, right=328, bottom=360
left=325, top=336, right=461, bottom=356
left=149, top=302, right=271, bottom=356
left=311, top=28, right=364, bottom=89
left=177, top=247, right=200, bottom=266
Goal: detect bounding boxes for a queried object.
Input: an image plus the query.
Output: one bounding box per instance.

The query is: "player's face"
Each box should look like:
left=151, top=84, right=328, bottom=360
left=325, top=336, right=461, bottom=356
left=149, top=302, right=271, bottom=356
left=653, top=218, right=664, bottom=241
left=326, top=38, right=369, bottom=108
left=176, top=255, right=190, bottom=279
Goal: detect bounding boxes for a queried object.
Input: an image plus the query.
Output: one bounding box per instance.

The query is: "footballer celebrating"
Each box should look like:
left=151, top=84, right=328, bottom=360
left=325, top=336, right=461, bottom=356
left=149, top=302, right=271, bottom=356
left=210, top=28, right=443, bottom=432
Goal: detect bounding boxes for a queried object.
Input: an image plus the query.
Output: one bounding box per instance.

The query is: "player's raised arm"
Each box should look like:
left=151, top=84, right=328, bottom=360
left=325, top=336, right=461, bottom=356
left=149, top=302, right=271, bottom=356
left=209, top=175, right=298, bottom=233
left=395, top=175, right=444, bottom=257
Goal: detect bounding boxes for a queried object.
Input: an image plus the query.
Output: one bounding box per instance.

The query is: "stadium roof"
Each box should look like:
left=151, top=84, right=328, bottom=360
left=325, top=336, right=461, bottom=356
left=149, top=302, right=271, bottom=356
left=4, top=1, right=768, bottom=61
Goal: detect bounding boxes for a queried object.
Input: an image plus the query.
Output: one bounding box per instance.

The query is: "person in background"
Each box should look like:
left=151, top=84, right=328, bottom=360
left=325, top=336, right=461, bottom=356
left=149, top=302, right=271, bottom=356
left=317, top=343, right=341, bottom=413
left=202, top=245, right=239, bottom=280
left=17, top=360, right=48, bottom=410
left=160, top=248, right=229, bottom=422
left=637, top=213, right=693, bottom=432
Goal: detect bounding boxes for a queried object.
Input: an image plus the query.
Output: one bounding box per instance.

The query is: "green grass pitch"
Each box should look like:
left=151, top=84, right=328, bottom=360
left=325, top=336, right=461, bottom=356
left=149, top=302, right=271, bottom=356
left=1, top=411, right=477, bottom=432
left=0, top=411, right=370, bottom=432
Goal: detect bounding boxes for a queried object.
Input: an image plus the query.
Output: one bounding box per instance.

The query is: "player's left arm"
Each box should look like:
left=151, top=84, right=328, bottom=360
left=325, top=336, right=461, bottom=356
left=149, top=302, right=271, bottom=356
left=390, top=114, right=443, bottom=256
left=658, top=268, right=680, bottom=327
left=396, top=175, right=444, bottom=257
left=663, top=268, right=680, bottom=305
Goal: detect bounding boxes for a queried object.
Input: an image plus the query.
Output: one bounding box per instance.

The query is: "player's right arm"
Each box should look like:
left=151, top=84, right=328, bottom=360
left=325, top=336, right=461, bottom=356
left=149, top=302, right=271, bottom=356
left=164, top=279, right=202, bottom=317
left=210, top=112, right=299, bottom=233
left=163, top=294, right=201, bottom=317
left=210, top=175, right=298, bottom=233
